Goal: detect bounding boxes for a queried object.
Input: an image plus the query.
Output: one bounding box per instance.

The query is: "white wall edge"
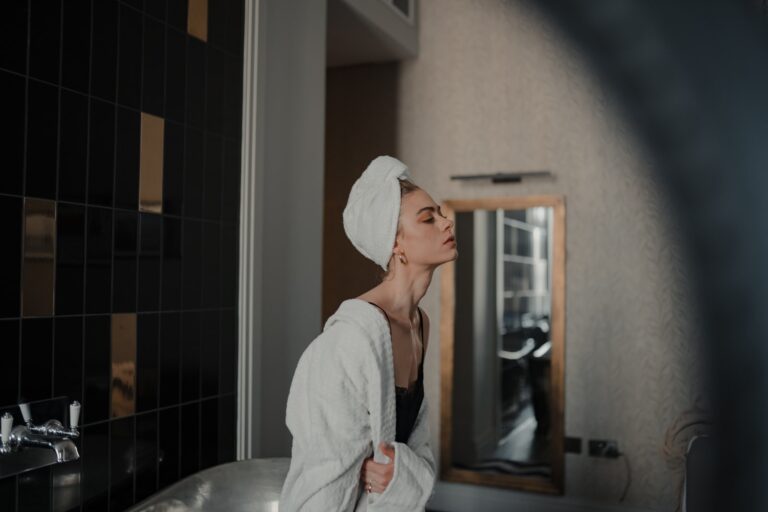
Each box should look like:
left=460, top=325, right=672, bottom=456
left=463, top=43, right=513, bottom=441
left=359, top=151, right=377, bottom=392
left=237, top=0, right=264, bottom=461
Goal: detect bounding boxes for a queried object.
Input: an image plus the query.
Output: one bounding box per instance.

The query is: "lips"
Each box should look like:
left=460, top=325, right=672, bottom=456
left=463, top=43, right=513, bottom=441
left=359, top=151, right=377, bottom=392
left=443, top=235, right=455, bottom=244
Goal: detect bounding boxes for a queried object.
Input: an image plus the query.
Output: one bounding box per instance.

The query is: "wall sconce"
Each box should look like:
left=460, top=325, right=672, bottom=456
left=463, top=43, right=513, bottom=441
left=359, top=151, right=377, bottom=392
left=450, top=170, right=553, bottom=183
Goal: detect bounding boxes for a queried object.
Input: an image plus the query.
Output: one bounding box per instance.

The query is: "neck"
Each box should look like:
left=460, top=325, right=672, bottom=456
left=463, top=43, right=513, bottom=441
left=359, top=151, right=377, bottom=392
left=373, top=263, right=435, bottom=324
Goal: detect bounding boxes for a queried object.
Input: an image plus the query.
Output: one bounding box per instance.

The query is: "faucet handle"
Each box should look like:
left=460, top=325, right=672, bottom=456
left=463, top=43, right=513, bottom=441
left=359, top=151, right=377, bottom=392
left=69, top=401, right=80, bottom=429
left=19, top=403, right=31, bottom=424
left=1, top=413, right=12, bottom=445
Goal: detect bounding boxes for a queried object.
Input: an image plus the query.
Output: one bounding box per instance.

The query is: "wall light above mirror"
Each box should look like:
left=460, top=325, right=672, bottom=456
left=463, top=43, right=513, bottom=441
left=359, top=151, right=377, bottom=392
left=440, top=195, right=566, bottom=495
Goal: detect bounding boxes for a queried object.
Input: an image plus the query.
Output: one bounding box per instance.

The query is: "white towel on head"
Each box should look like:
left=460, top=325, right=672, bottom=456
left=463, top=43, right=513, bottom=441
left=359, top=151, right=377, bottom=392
left=343, top=156, right=412, bottom=271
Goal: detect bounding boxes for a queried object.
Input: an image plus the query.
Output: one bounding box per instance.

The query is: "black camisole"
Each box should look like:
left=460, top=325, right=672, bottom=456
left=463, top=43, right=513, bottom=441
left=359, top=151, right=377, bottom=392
left=366, top=301, right=425, bottom=444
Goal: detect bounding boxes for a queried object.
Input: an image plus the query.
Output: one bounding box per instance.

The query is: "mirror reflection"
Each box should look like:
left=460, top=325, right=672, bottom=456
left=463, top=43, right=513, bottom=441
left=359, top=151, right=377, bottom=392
left=451, top=206, right=554, bottom=478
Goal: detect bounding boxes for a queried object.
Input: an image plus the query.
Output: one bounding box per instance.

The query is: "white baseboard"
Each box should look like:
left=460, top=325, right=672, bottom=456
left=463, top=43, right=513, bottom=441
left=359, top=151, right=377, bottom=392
left=427, top=481, right=658, bottom=512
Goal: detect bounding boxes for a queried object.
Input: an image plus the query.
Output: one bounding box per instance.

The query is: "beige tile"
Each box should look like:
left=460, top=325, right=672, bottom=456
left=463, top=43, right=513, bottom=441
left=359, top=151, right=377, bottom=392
left=140, top=112, right=164, bottom=214
left=111, top=313, right=137, bottom=418
left=188, top=0, right=208, bottom=42
left=22, top=198, right=56, bottom=317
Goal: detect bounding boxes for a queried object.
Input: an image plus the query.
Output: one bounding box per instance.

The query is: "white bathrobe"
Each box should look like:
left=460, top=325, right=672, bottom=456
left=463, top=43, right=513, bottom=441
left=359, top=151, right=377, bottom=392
left=279, top=298, right=437, bottom=511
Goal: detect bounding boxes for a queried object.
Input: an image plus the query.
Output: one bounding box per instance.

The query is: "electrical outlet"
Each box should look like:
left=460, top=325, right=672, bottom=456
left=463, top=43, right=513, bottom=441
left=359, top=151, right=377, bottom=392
left=588, top=439, right=620, bottom=458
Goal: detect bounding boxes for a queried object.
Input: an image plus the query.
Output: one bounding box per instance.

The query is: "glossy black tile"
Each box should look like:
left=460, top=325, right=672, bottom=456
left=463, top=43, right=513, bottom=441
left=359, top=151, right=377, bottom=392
left=223, top=52, right=243, bottom=139
left=203, top=133, right=222, bottom=221
left=61, top=0, right=91, bottom=94
left=161, top=216, right=182, bottom=310
left=200, top=398, right=218, bottom=470
left=205, top=46, right=224, bottom=134
left=221, top=138, right=241, bottom=223
left=58, top=90, right=89, bottom=203
left=142, top=15, right=165, bottom=117
left=135, top=411, right=158, bottom=502
left=21, top=198, right=56, bottom=317
left=179, top=401, right=199, bottom=478
left=183, top=127, right=203, bottom=218
left=123, top=0, right=143, bottom=10
left=181, top=218, right=202, bottom=309
left=110, top=415, right=135, bottom=511
left=0, top=0, right=28, bottom=74
left=157, top=406, right=179, bottom=488
left=221, top=224, right=237, bottom=308
left=113, top=210, right=138, bottom=312
left=180, top=311, right=200, bottom=402
left=136, top=313, right=159, bottom=412
left=0, top=195, right=22, bottom=318
left=118, top=4, right=143, bottom=109
left=201, top=221, right=220, bottom=309
left=208, top=0, right=244, bottom=56
left=0, top=475, right=15, bottom=512
left=185, top=36, right=206, bottom=130
left=83, top=315, right=110, bottom=424
left=164, top=28, right=186, bottom=123
left=162, top=121, right=184, bottom=215
left=87, top=99, right=116, bottom=207
left=81, top=422, right=109, bottom=512
left=145, top=0, right=166, bottom=22
left=17, top=466, right=50, bottom=512
left=138, top=213, right=162, bottom=311
left=166, top=0, right=188, bottom=32
left=200, top=310, right=218, bottom=397
left=85, top=207, right=113, bottom=314
left=20, top=318, right=52, bottom=403
left=114, top=106, right=141, bottom=210
left=55, top=203, right=85, bottom=315
left=52, top=458, right=81, bottom=512
left=91, top=0, right=118, bottom=102
left=0, top=320, right=20, bottom=406
left=25, top=79, right=58, bottom=200
left=28, top=0, right=61, bottom=84
left=218, top=393, right=236, bottom=464
left=53, top=316, right=83, bottom=404
left=219, top=309, right=236, bottom=395
left=111, top=312, right=137, bottom=418
left=0, top=70, right=25, bottom=195
left=159, top=312, right=180, bottom=406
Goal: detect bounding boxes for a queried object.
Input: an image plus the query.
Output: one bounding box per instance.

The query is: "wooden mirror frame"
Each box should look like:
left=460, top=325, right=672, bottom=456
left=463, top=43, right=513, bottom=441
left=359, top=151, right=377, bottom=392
left=439, top=194, right=566, bottom=495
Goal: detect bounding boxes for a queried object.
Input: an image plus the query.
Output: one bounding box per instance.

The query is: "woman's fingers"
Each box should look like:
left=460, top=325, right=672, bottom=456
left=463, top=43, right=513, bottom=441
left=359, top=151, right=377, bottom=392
left=360, top=451, right=395, bottom=493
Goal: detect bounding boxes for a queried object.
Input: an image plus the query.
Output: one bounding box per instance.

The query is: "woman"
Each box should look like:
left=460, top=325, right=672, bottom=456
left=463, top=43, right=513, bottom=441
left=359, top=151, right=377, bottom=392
left=279, top=155, right=457, bottom=511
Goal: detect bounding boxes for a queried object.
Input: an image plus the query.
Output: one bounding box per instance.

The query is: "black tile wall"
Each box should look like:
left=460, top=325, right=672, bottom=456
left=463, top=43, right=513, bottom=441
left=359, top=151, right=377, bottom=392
left=0, top=1, right=243, bottom=510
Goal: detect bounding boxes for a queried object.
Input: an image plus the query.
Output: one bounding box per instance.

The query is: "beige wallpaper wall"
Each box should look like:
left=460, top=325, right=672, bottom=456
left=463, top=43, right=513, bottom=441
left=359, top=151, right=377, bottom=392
left=397, top=0, right=704, bottom=509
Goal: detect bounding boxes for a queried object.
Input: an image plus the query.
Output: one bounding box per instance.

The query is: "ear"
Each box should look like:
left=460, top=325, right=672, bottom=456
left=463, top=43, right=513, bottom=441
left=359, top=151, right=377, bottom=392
left=392, top=231, right=403, bottom=255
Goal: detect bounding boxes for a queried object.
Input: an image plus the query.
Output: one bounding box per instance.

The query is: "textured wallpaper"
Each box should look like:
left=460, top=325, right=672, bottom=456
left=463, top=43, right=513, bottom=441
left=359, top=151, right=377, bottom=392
left=398, top=0, right=704, bottom=509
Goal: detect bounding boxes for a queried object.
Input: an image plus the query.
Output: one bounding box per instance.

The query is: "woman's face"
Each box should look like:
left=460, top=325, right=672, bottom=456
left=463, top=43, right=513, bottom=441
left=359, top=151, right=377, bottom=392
left=394, top=188, right=457, bottom=267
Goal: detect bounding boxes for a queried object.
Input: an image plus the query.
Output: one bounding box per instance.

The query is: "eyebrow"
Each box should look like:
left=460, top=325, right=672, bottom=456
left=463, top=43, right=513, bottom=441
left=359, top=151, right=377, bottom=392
left=417, top=206, right=442, bottom=215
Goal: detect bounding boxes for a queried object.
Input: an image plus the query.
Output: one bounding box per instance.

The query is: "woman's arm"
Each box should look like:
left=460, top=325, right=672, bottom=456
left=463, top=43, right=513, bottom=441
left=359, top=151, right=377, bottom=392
left=368, top=397, right=437, bottom=510
left=280, top=322, right=373, bottom=512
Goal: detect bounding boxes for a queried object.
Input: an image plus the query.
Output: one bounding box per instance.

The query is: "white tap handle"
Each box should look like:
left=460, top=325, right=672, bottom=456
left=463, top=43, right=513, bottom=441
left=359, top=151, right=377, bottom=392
left=70, top=401, right=81, bottom=429
left=19, top=403, right=31, bottom=423
left=1, top=413, right=12, bottom=445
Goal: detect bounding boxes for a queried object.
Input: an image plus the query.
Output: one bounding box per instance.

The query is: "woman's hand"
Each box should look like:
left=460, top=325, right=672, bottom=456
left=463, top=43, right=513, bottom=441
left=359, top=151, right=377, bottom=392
left=360, top=442, right=396, bottom=494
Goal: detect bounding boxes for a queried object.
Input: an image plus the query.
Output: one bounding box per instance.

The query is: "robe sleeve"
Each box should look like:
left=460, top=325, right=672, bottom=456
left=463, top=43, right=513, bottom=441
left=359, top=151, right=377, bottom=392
left=368, top=394, right=437, bottom=511
left=280, top=322, right=374, bottom=512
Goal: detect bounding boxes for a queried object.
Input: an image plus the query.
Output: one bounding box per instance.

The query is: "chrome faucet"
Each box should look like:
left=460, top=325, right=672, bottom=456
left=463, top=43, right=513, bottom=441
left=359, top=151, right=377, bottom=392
left=18, top=401, right=81, bottom=439
left=8, top=426, right=79, bottom=462
left=0, top=401, right=81, bottom=463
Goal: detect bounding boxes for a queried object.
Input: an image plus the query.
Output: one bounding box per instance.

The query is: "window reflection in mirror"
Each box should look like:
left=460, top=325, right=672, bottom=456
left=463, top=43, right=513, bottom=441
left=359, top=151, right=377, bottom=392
left=452, top=207, right=554, bottom=477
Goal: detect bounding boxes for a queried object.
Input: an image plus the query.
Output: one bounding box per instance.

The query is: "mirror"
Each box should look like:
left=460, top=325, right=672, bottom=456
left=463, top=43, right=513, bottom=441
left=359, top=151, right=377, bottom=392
left=439, top=195, right=565, bottom=494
